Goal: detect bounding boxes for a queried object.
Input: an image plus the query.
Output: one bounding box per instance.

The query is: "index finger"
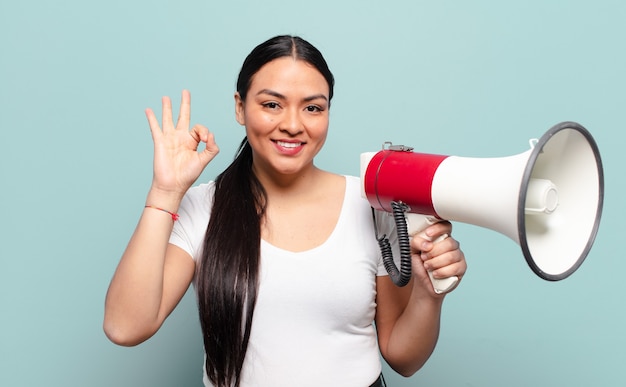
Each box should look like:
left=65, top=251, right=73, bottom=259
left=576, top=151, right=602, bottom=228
left=423, top=221, right=452, bottom=240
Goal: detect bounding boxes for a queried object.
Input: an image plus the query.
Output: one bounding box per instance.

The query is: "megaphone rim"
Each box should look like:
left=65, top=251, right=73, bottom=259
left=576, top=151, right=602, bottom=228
left=517, top=121, right=605, bottom=281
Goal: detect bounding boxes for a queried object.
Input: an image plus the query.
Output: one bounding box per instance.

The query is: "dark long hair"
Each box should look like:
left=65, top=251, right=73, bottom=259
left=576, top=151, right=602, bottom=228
left=196, top=35, right=334, bottom=387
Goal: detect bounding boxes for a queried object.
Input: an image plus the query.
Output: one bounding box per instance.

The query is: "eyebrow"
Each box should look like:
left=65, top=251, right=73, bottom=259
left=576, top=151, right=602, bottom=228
left=256, top=89, right=328, bottom=103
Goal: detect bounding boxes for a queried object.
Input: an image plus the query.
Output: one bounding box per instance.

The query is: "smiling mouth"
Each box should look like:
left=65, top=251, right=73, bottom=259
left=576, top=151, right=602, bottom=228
left=274, top=140, right=303, bottom=148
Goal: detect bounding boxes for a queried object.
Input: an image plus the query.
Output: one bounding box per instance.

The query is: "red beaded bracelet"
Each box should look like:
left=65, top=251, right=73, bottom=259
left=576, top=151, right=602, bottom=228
left=145, top=205, right=179, bottom=221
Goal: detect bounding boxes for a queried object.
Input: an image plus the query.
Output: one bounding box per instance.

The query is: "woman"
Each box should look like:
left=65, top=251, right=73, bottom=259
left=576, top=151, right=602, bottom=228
left=104, top=35, right=467, bottom=387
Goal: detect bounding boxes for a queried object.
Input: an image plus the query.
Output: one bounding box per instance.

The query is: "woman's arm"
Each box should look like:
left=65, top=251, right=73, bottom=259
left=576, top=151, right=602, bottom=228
left=103, top=200, right=195, bottom=346
left=103, top=90, right=218, bottom=346
left=375, top=221, right=466, bottom=376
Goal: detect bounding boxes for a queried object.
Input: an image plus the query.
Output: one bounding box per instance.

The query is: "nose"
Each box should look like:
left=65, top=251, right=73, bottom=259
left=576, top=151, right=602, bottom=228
left=280, top=107, right=304, bottom=135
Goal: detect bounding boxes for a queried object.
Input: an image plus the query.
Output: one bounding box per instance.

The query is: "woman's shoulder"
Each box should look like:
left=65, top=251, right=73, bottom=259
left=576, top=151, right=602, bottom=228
left=344, top=174, right=360, bottom=185
left=186, top=180, right=215, bottom=196
left=317, top=172, right=362, bottom=197
left=341, top=175, right=362, bottom=195
left=315, top=169, right=359, bottom=184
left=179, top=181, right=216, bottom=210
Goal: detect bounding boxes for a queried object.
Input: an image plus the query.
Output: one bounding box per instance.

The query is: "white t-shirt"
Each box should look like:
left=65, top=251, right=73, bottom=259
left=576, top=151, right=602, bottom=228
left=170, top=175, right=398, bottom=386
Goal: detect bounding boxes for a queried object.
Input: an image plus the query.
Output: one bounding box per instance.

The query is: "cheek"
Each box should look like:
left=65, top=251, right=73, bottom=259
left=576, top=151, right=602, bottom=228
left=312, top=118, right=330, bottom=137
left=244, top=113, right=274, bottom=134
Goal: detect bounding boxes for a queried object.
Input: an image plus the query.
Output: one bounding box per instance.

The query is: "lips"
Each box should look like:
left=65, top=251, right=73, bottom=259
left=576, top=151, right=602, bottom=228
left=272, top=139, right=305, bottom=155
left=275, top=140, right=302, bottom=148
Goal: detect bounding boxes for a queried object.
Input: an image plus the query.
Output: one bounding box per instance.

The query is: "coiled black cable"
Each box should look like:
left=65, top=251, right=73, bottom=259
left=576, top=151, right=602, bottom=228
left=375, top=201, right=412, bottom=287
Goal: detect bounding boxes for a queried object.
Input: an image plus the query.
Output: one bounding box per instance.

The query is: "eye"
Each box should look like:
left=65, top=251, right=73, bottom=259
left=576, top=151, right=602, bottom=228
left=262, top=102, right=280, bottom=110
left=305, top=105, right=324, bottom=113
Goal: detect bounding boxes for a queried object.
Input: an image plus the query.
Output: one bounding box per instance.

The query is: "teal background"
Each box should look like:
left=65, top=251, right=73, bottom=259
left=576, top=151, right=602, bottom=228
left=1, top=0, right=624, bottom=386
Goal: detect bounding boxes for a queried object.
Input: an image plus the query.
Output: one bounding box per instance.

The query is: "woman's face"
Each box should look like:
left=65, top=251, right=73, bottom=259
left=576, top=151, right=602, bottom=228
left=235, top=57, right=330, bottom=180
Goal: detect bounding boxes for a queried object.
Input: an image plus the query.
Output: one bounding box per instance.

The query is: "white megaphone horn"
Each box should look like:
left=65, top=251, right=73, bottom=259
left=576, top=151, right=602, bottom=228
left=360, top=121, right=604, bottom=293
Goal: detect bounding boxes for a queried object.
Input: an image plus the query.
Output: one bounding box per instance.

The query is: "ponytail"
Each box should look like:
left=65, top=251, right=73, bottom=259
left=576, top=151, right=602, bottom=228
left=196, top=138, right=266, bottom=387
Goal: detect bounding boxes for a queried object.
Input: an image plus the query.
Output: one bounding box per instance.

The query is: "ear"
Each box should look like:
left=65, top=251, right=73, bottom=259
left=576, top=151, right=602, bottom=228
left=234, top=92, right=245, bottom=126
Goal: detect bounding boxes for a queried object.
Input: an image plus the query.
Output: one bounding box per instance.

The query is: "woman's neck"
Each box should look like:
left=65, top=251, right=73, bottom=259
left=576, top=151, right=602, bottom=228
left=252, top=163, right=325, bottom=197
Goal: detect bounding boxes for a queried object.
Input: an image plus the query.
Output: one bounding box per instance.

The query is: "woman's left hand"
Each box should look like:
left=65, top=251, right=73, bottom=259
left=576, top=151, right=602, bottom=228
left=410, top=221, right=467, bottom=296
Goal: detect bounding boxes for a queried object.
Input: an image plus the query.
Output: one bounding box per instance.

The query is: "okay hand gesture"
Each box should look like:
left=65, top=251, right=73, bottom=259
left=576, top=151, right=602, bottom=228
left=145, top=90, right=219, bottom=198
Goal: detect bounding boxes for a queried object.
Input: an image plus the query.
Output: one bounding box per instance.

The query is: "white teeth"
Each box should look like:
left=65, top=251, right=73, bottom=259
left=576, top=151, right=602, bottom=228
left=276, top=141, right=301, bottom=148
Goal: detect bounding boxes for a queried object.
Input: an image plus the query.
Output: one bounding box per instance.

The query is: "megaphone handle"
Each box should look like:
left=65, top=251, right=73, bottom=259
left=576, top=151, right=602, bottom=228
left=419, top=233, right=459, bottom=294
left=406, top=213, right=459, bottom=294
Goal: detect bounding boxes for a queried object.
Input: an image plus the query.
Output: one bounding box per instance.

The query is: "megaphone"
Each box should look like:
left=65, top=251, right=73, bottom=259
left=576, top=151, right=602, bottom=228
left=360, top=121, right=604, bottom=293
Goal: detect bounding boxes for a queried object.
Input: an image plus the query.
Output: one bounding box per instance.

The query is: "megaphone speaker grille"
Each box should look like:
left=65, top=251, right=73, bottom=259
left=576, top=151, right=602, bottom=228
left=519, top=122, right=604, bottom=280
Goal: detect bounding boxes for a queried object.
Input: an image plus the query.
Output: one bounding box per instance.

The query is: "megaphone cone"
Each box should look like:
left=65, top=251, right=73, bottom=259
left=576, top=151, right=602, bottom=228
left=519, top=122, right=604, bottom=280
left=361, top=122, right=604, bottom=290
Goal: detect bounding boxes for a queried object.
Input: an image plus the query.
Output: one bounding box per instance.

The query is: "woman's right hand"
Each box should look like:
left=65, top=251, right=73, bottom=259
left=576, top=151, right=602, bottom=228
left=145, top=89, right=219, bottom=199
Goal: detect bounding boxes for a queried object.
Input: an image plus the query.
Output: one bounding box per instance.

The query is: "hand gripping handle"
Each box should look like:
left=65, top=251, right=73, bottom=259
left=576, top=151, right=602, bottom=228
left=407, top=214, right=459, bottom=294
